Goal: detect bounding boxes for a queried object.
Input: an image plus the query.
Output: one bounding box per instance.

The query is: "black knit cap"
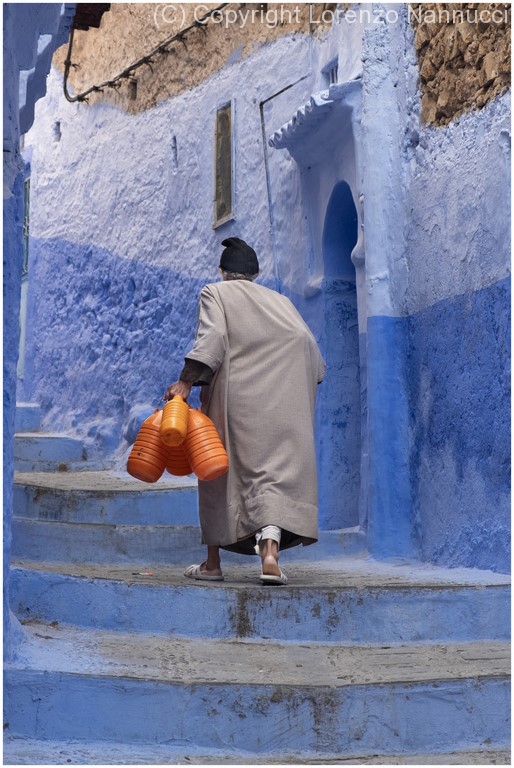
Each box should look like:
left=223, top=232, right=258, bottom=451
left=220, top=237, right=259, bottom=275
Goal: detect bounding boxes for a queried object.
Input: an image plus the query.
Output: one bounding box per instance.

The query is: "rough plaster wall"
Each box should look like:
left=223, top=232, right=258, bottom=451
left=52, top=2, right=335, bottom=112
left=355, top=5, right=511, bottom=570
left=408, top=278, right=510, bottom=572
left=3, top=175, right=24, bottom=661
left=22, top=35, right=318, bottom=461
left=403, top=90, right=510, bottom=314
left=3, top=2, right=76, bottom=662
left=411, top=2, right=511, bottom=124
left=3, top=1, right=19, bottom=665
left=403, top=90, right=510, bottom=572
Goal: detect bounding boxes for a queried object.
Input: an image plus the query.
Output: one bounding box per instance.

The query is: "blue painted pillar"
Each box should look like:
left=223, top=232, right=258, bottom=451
left=366, top=316, right=415, bottom=558
left=359, top=7, right=418, bottom=559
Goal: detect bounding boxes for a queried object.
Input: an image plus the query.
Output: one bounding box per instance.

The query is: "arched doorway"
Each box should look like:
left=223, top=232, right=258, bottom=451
left=317, top=181, right=361, bottom=529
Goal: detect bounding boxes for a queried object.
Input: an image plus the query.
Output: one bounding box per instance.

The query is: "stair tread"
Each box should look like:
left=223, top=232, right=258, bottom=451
left=14, top=469, right=198, bottom=491
left=3, top=737, right=511, bottom=765
left=9, top=620, right=510, bottom=686
left=14, top=432, right=84, bottom=440
left=11, top=556, right=511, bottom=589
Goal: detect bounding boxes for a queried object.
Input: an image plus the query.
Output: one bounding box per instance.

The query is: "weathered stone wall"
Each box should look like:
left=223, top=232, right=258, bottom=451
left=411, top=3, right=511, bottom=124
left=53, top=3, right=336, bottom=114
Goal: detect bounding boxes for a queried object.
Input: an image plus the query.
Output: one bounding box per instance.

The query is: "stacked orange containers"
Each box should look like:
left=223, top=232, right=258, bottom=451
left=127, top=403, right=228, bottom=483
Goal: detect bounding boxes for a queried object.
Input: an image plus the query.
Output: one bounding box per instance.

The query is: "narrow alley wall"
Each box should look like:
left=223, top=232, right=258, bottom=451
left=404, top=3, right=511, bottom=571
left=4, top=1, right=76, bottom=661
left=403, top=89, right=510, bottom=574
left=21, top=31, right=315, bottom=459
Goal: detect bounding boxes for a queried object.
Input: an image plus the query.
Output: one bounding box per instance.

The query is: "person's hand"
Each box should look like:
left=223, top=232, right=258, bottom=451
left=163, top=380, right=192, bottom=401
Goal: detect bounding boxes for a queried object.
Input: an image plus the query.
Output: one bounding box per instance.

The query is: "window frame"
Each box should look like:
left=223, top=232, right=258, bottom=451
left=213, top=98, right=236, bottom=229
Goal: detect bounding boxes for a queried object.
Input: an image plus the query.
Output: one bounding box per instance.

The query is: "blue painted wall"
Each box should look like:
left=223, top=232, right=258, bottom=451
left=3, top=172, right=25, bottom=660
left=23, top=237, right=209, bottom=454
left=407, top=278, right=510, bottom=572
left=3, top=1, right=76, bottom=660
left=366, top=316, right=414, bottom=559
left=400, top=90, right=511, bottom=573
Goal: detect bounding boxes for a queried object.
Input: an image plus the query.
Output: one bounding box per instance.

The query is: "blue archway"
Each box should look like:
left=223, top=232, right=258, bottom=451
left=322, top=180, right=358, bottom=280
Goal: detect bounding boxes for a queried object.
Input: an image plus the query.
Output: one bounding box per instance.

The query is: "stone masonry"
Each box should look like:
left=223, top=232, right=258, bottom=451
left=411, top=2, right=511, bottom=124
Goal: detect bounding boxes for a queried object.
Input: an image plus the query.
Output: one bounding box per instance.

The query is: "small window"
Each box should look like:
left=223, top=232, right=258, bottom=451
left=214, top=101, right=234, bottom=227
left=322, top=58, right=338, bottom=88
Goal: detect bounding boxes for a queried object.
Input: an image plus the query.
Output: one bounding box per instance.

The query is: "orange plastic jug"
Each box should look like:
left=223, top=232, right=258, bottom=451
left=161, top=395, right=189, bottom=447
left=127, top=409, right=167, bottom=483
left=185, top=408, right=229, bottom=481
left=165, top=441, right=193, bottom=476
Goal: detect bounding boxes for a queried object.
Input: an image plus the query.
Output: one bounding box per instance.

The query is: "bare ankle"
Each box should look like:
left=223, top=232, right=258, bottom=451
left=260, top=539, right=278, bottom=560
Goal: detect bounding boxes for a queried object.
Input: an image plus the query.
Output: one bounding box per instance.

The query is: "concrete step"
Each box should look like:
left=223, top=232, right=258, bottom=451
left=3, top=737, right=511, bottom=765
left=11, top=470, right=366, bottom=562
left=13, top=434, right=115, bottom=472
left=14, top=403, right=41, bottom=433
left=11, top=518, right=365, bottom=564
left=13, top=458, right=115, bottom=473
left=14, top=471, right=199, bottom=526
left=4, top=620, right=510, bottom=756
left=11, top=519, right=210, bottom=564
left=14, top=433, right=86, bottom=471
left=10, top=558, right=510, bottom=643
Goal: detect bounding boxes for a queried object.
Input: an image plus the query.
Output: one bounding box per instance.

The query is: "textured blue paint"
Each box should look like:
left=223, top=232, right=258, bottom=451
left=367, top=316, right=415, bottom=559
left=14, top=403, right=41, bottom=432
left=315, top=281, right=361, bottom=529
left=3, top=1, right=76, bottom=663
left=23, top=234, right=362, bottom=532
left=357, top=332, right=369, bottom=529
left=367, top=278, right=510, bottom=572
left=3, top=171, right=25, bottom=661
left=408, top=277, right=511, bottom=573
left=5, top=668, right=509, bottom=755
left=21, top=237, right=209, bottom=452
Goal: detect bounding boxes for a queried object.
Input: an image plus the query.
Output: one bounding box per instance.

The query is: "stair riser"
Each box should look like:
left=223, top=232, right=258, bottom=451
left=14, top=485, right=199, bottom=526
left=4, top=670, right=509, bottom=754
left=11, top=520, right=208, bottom=565
left=14, top=405, right=41, bottom=433
left=11, top=519, right=366, bottom=563
left=14, top=460, right=114, bottom=473
left=11, top=569, right=510, bottom=643
left=14, top=435, right=85, bottom=463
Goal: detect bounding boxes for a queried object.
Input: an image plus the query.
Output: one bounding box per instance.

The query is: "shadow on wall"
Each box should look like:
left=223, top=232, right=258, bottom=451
left=317, top=180, right=361, bottom=530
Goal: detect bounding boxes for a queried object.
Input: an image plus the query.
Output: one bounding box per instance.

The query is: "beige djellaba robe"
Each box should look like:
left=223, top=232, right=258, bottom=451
left=185, top=280, right=326, bottom=555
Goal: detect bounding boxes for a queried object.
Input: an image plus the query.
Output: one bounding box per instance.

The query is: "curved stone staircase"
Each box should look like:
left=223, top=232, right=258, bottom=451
left=4, top=406, right=511, bottom=764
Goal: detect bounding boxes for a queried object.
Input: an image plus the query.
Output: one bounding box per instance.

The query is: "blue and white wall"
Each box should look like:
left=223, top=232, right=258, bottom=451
left=357, top=10, right=510, bottom=572
left=21, top=5, right=510, bottom=572
left=21, top=36, right=315, bottom=455
left=403, top=93, right=510, bottom=572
